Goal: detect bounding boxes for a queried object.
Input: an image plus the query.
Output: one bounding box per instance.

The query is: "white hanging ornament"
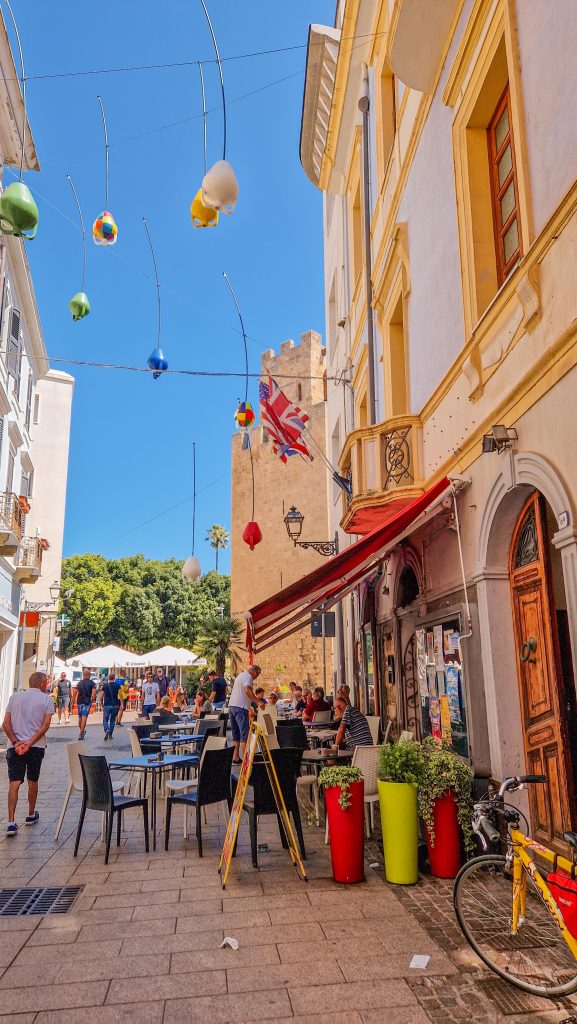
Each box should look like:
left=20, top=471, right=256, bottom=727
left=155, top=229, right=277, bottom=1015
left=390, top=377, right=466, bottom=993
left=202, top=160, right=238, bottom=214
left=182, top=555, right=201, bottom=581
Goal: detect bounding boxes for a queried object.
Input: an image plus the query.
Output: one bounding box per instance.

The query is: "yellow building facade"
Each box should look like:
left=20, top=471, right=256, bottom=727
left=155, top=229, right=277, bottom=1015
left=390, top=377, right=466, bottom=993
left=300, top=0, right=577, bottom=853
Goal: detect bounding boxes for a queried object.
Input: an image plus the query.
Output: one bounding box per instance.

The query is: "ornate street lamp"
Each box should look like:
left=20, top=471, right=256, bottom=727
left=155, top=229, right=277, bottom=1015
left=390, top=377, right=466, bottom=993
left=283, top=506, right=339, bottom=557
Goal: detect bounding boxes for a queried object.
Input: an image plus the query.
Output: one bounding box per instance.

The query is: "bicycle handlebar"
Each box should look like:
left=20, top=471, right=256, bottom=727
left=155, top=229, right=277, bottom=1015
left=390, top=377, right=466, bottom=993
left=498, top=774, right=547, bottom=797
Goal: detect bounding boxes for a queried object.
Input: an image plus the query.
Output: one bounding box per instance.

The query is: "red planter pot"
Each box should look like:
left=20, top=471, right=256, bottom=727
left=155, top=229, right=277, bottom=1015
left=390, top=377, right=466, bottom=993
left=325, top=779, right=365, bottom=884
left=425, top=788, right=463, bottom=879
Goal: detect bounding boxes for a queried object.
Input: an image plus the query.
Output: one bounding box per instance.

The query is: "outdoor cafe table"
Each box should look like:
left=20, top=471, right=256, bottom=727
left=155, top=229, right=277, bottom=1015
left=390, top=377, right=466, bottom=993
left=158, top=721, right=198, bottom=734
left=301, top=748, right=354, bottom=766
left=108, top=753, right=198, bottom=851
left=140, top=734, right=204, bottom=752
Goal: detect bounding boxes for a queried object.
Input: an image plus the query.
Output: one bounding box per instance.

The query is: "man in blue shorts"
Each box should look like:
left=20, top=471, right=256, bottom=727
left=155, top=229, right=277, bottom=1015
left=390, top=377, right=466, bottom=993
left=76, top=669, right=95, bottom=740
left=229, top=664, right=261, bottom=763
left=2, top=671, right=54, bottom=836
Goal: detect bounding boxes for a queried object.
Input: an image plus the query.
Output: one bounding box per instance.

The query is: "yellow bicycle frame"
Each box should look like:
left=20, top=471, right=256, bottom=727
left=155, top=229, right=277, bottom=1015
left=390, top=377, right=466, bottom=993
left=510, top=828, right=577, bottom=959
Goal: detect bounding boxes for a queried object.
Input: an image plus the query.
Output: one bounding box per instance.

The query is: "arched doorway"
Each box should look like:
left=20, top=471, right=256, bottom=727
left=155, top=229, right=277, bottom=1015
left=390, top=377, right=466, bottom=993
left=509, top=491, right=577, bottom=852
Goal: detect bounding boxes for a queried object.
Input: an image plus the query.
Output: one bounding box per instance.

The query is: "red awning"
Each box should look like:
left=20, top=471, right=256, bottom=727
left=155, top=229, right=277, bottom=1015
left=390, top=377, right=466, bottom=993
left=246, top=476, right=450, bottom=655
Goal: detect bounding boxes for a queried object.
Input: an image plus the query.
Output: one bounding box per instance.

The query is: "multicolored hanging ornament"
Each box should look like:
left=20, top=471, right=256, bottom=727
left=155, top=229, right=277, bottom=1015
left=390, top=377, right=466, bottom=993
left=92, top=97, right=117, bottom=246
left=183, top=443, right=201, bottom=582
left=67, top=175, right=90, bottom=320
left=92, top=210, right=117, bottom=246
left=0, top=2, right=38, bottom=240
left=243, top=521, right=262, bottom=551
left=143, top=217, right=168, bottom=380
left=234, top=401, right=255, bottom=431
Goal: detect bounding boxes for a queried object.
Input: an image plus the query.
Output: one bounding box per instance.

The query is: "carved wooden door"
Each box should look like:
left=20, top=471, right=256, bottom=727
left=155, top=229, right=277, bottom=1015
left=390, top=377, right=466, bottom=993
left=509, top=492, right=575, bottom=852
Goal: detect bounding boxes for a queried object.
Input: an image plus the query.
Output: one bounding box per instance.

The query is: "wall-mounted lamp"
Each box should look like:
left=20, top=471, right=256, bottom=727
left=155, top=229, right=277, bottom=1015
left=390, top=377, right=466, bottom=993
left=482, top=424, right=518, bottom=454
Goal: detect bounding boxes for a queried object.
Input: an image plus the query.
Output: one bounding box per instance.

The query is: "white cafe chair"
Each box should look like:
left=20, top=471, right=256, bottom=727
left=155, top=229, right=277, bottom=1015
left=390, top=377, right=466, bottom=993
left=54, top=742, right=125, bottom=840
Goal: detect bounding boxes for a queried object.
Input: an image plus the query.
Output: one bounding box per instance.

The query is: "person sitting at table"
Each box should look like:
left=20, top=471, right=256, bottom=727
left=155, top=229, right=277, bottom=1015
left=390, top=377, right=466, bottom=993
left=267, top=692, right=279, bottom=706
left=332, top=697, right=373, bottom=749
left=191, top=690, right=213, bottom=718
left=293, top=688, right=306, bottom=715
left=332, top=685, right=352, bottom=726
left=253, top=687, right=267, bottom=711
left=152, top=696, right=180, bottom=725
left=174, top=691, right=187, bottom=711
left=302, top=686, right=331, bottom=722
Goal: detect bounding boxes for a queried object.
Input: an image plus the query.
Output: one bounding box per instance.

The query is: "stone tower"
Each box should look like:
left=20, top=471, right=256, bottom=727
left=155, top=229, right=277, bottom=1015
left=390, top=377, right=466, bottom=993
left=230, top=330, right=333, bottom=689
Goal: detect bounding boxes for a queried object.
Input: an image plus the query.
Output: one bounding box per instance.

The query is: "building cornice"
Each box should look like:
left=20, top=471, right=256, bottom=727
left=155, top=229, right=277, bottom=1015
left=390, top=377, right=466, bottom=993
left=0, top=11, right=39, bottom=171
left=3, top=236, right=48, bottom=381
left=300, top=25, right=341, bottom=189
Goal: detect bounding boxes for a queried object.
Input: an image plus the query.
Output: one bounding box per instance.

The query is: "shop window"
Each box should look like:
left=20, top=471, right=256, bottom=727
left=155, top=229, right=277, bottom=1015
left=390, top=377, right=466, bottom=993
left=351, top=182, right=363, bottom=285
left=488, top=85, right=520, bottom=285
left=416, top=618, right=469, bottom=758
left=379, top=66, right=396, bottom=175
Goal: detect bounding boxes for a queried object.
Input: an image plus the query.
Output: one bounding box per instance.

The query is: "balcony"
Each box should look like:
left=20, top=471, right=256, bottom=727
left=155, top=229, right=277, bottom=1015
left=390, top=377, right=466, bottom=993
left=339, top=415, right=424, bottom=534
left=14, top=537, right=43, bottom=584
left=389, top=0, right=460, bottom=92
left=0, top=492, right=24, bottom=555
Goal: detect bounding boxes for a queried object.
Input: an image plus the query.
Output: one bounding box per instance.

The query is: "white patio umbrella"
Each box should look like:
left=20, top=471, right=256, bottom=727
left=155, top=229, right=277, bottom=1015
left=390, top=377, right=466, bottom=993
left=140, top=645, right=200, bottom=667
left=67, top=644, right=146, bottom=669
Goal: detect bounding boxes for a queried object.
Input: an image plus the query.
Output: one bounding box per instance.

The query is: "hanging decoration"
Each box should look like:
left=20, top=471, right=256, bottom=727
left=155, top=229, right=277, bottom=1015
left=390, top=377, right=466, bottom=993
left=143, top=216, right=168, bottom=379
left=66, top=174, right=90, bottom=320
left=191, top=63, right=219, bottom=228
left=183, top=441, right=202, bottom=581
left=223, top=272, right=261, bottom=551
left=198, top=1, right=239, bottom=215
left=0, top=0, right=38, bottom=239
left=92, top=97, right=118, bottom=246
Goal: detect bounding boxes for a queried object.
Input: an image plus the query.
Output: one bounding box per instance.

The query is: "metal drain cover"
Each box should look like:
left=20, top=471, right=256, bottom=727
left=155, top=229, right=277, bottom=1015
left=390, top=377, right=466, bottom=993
left=0, top=886, right=83, bottom=917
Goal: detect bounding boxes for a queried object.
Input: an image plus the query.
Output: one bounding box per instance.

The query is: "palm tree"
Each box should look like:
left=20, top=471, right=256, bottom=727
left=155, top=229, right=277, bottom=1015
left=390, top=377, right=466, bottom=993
left=206, top=524, right=229, bottom=572
left=196, top=614, right=243, bottom=677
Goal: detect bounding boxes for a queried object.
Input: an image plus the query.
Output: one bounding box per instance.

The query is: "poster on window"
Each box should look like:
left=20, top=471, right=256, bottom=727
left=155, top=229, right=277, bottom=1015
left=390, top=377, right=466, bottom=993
left=444, top=628, right=460, bottom=655
left=429, top=697, right=441, bottom=740
left=440, top=694, right=452, bottom=745
left=445, top=663, right=462, bottom=725
left=433, top=625, right=444, bottom=672
left=426, top=665, right=437, bottom=701
left=426, top=629, right=435, bottom=665
left=416, top=629, right=428, bottom=697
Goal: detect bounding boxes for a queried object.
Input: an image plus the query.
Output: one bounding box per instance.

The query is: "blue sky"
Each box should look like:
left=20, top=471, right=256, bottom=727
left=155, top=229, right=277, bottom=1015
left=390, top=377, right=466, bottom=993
left=11, top=0, right=334, bottom=575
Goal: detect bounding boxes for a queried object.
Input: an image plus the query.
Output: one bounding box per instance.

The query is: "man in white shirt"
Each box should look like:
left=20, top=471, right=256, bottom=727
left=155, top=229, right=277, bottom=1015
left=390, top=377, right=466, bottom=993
left=229, top=664, right=261, bottom=763
left=2, top=671, right=54, bottom=836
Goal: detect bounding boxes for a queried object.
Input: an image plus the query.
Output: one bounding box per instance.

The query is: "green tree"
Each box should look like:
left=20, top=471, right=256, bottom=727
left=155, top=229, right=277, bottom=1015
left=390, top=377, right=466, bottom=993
left=195, top=614, right=243, bottom=676
left=205, top=525, right=229, bottom=573
left=60, top=578, right=121, bottom=656
left=116, top=585, right=163, bottom=650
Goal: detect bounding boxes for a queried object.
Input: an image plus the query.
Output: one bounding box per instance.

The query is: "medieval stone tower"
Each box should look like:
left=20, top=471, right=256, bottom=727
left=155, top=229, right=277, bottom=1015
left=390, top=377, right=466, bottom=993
left=230, top=330, right=333, bottom=688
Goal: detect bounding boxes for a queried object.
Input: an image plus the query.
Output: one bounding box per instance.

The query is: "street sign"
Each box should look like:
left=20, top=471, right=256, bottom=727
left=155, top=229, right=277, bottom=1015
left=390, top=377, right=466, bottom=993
left=311, top=611, right=336, bottom=638
left=52, top=636, right=61, bottom=652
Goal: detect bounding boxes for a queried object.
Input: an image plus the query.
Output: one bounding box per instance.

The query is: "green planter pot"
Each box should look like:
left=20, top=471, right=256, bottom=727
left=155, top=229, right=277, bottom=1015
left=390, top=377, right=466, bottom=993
left=378, top=779, right=419, bottom=885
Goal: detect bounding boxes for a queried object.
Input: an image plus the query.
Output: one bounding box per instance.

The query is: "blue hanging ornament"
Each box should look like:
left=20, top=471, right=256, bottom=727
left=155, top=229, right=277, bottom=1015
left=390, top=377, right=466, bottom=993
left=147, top=346, right=168, bottom=380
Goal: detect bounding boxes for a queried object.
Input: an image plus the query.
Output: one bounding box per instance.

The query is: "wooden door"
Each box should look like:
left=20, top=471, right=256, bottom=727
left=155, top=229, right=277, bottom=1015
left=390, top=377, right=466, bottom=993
left=509, top=493, right=575, bottom=852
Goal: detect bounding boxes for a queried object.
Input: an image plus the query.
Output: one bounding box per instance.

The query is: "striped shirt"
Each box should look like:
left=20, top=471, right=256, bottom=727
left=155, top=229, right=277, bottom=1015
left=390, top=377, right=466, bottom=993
left=342, top=706, right=373, bottom=748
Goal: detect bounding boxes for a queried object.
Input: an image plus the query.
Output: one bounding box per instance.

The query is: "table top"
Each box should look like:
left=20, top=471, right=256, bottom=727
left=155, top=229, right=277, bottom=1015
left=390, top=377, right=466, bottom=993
left=108, top=753, right=199, bottom=770
left=303, top=720, right=336, bottom=729
left=140, top=734, right=200, bottom=747
left=158, top=722, right=198, bottom=732
left=301, top=748, right=354, bottom=764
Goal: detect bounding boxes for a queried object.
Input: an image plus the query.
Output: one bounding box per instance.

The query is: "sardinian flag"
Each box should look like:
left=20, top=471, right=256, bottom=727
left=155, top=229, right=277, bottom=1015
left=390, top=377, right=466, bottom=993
left=259, top=376, right=312, bottom=464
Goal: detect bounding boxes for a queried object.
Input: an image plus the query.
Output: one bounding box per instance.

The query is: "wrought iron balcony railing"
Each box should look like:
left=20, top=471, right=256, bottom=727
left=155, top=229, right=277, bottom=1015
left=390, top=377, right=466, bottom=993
left=338, top=415, right=424, bottom=531
left=14, top=536, right=43, bottom=579
left=0, top=492, right=24, bottom=542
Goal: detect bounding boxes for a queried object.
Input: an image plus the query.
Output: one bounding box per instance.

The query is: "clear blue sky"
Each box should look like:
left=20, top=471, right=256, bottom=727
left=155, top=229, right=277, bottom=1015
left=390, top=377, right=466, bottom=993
left=12, top=0, right=334, bottom=575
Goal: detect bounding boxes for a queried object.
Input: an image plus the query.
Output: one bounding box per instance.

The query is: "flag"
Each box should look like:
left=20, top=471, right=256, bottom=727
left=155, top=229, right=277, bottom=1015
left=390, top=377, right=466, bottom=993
left=259, top=377, right=312, bottom=464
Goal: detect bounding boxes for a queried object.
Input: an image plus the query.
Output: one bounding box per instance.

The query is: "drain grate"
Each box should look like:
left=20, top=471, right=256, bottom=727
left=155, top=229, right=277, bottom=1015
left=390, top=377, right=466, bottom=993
left=0, top=886, right=83, bottom=917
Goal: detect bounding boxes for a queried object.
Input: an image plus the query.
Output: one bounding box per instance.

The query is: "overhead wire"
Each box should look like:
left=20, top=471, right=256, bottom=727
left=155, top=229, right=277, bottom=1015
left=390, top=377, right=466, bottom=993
left=108, top=471, right=227, bottom=544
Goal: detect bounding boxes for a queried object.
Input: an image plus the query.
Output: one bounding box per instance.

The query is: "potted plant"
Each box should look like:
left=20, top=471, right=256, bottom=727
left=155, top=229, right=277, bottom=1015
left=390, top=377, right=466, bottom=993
left=318, top=765, right=365, bottom=884
left=420, top=739, right=474, bottom=878
left=378, top=740, right=424, bottom=885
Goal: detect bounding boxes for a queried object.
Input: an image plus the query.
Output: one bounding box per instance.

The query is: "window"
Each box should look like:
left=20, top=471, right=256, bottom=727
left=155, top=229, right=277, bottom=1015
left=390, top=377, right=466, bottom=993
left=7, top=307, right=21, bottom=389
left=488, top=85, right=520, bottom=284
left=33, top=393, right=40, bottom=425
left=25, top=372, right=33, bottom=431
left=7, top=446, right=15, bottom=493
left=20, top=471, right=29, bottom=497
left=351, top=182, right=363, bottom=285
left=386, top=292, right=408, bottom=417
left=379, top=67, right=396, bottom=174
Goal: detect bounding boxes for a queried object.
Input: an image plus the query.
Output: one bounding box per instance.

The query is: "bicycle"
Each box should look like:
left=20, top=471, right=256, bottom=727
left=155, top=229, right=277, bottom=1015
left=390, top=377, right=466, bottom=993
left=453, top=773, right=577, bottom=997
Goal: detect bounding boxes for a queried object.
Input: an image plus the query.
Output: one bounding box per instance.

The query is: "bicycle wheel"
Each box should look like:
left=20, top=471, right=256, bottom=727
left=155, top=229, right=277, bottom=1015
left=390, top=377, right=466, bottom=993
left=453, top=854, right=577, bottom=996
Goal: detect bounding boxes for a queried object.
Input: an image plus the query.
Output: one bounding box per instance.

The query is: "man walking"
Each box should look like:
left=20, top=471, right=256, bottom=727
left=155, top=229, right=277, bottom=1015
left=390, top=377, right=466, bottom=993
left=56, top=671, right=71, bottom=724
left=208, top=669, right=227, bottom=706
left=229, top=664, right=261, bottom=763
left=141, top=671, right=160, bottom=717
left=154, top=666, right=169, bottom=700
left=77, top=669, right=95, bottom=741
left=102, top=673, right=122, bottom=741
left=2, top=671, right=54, bottom=836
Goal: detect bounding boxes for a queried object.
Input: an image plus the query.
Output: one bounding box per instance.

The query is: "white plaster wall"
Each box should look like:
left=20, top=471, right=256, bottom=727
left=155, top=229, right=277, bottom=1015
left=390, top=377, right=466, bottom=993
left=515, top=0, right=577, bottom=236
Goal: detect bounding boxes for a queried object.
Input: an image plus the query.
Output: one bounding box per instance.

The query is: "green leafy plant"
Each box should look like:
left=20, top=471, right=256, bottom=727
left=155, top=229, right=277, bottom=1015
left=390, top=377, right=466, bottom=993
left=318, top=765, right=364, bottom=811
left=378, top=739, right=424, bottom=785
left=419, top=738, right=475, bottom=851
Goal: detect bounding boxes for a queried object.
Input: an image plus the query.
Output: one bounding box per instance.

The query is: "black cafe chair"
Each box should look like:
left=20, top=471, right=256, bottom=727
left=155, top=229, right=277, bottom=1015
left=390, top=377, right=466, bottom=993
left=276, top=720, right=308, bottom=750
left=165, top=744, right=234, bottom=856
left=74, top=754, right=149, bottom=864
left=237, top=747, right=306, bottom=868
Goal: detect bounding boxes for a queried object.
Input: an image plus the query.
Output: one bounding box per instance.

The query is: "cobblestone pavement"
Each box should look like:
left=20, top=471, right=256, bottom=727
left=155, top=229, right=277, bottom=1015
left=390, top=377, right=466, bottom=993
left=0, top=716, right=575, bottom=1023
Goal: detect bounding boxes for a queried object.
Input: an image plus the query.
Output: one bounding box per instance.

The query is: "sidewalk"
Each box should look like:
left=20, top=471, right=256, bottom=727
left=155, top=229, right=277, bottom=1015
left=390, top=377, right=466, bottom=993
left=0, top=721, right=575, bottom=1023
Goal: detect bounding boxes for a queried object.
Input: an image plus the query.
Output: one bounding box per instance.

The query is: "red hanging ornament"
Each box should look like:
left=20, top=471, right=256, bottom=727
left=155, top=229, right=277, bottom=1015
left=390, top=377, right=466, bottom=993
left=243, top=521, right=262, bottom=550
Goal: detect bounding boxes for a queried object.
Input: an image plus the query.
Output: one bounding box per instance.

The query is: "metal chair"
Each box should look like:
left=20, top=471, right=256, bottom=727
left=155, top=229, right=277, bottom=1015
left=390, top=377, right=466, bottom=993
left=352, top=744, right=381, bottom=836
left=165, top=744, right=234, bottom=856
left=54, top=742, right=125, bottom=840
left=238, top=748, right=306, bottom=868
left=74, top=754, right=149, bottom=864
left=165, top=736, right=226, bottom=837
left=366, top=716, right=380, bottom=745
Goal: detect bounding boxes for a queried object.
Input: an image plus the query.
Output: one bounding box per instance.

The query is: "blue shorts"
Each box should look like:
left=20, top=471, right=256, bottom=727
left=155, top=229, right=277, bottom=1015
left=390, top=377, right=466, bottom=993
left=77, top=703, right=91, bottom=718
left=229, top=705, right=249, bottom=743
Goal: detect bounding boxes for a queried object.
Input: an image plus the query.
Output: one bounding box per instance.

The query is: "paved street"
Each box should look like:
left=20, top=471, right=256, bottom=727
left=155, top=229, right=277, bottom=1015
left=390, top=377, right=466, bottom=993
left=0, top=718, right=575, bottom=1023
